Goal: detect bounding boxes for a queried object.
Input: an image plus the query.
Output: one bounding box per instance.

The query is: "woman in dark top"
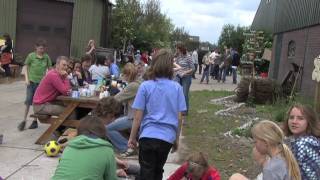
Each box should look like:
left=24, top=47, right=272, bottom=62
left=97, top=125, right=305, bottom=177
left=0, top=33, right=13, bottom=76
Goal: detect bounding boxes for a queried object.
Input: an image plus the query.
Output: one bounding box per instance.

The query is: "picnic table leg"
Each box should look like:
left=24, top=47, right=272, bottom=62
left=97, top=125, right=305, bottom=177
left=35, top=102, right=79, bottom=145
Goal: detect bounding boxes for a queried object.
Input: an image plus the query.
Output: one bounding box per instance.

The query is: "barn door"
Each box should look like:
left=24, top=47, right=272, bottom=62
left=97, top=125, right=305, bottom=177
left=16, top=0, right=73, bottom=63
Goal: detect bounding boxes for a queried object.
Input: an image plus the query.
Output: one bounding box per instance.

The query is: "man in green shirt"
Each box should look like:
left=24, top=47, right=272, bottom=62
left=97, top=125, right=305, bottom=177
left=18, top=39, right=52, bottom=131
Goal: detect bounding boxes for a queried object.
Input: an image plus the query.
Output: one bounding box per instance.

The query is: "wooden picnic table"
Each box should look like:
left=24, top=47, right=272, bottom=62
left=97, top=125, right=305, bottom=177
left=35, top=95, right=100, bottom=144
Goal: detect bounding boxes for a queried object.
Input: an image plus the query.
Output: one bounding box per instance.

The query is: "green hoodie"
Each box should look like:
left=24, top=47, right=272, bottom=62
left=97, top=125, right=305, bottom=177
left=52, top=135, right=117, bottom=180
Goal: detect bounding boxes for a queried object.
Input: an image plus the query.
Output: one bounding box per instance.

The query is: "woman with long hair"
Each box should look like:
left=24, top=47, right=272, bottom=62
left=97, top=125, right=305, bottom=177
left=282, top=104, right=320, bottom=180
left=106, top=63, right=140, bottom=156
left=128, top=49, right=186, bottom=180
left=230, top=120, right=301, bottom=180
left=89, top=55, right=110, bottom=82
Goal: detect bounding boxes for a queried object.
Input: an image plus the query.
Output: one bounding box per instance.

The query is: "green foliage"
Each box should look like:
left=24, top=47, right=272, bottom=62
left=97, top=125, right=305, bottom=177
left=231, top=127, right=251, bottom=137
left=256, top=95, right=314, bottom=122
left=218, top=24, right=249, bottom=54
left=111, top=0, right=142, bottom=50
left=111, top=0, right=215, bottom=52
left=111, top=0, right=173, bottom=51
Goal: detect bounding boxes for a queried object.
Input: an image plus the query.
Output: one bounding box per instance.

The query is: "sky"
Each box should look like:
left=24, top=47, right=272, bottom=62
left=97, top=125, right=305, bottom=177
left=159, top=0, right=261, bottom=44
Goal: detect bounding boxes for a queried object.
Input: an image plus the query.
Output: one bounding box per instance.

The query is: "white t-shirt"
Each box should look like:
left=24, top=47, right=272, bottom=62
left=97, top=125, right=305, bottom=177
left=192, top=51, right=198, bottom=64
left=89, top=64, right=110, bottom=80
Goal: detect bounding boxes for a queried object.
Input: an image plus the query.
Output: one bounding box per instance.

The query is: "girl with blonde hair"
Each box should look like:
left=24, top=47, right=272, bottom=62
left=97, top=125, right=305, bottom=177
left=106, top=63, right=140, bottom=156
left=230, top=120, right=301, bottom=180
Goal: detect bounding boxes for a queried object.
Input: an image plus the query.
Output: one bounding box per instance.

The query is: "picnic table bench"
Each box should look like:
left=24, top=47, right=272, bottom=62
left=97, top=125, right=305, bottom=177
left=34, top=96, right=100, bottom=144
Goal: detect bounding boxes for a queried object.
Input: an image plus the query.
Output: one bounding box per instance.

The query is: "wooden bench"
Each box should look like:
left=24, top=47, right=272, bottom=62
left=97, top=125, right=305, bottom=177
left=9, top=64, right=20, bottom=78
left=30, top=114, right=80, bottom=144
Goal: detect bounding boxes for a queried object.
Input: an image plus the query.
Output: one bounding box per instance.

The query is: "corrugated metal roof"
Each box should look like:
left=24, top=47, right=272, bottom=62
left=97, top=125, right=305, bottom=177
left=56, top=0, right=75, bottom=3
left=251, top=0, right=276, bottom=33
left=252, top=0, right=320, bottom=34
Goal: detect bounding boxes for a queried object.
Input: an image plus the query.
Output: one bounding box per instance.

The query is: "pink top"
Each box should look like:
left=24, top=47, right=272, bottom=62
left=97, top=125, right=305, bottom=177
left=33, top=69, right=71, bottom=105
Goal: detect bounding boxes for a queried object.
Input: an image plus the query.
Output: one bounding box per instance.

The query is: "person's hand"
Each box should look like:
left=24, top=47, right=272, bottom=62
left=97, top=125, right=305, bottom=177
left=128, top=138, right=137, bottom=149
left=59, top=70, right=68, bottom=78
left=171, top=139, right=179, bottom=153
left=117, top=159, right=129, bottom=170
left=116, top=169, right=128, bottom=177
left=74, top=71, right=82, bottom=79
left=179, top=72, right=185, bottom=78
left=67, top=89, right=72, bottom=96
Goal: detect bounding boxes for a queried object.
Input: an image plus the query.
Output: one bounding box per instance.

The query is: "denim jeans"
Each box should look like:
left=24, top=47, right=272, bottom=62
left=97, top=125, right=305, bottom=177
left=192, top=64, right=198, bottom=78
left=219, top=67, right=227, bottom=82
left=201, top=69, right=209, bottom=83
left=25, top=81, right=39, bottom=106
left=232, top=67, right=237, bottom=84
left=106, top=116, right=132, bottom=153
left=175, top=75, right=192, bottom=113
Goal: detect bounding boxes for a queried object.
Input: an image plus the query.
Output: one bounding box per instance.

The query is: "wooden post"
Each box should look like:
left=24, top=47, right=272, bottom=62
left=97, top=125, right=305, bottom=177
left=315, top=82, right=320, bottom=114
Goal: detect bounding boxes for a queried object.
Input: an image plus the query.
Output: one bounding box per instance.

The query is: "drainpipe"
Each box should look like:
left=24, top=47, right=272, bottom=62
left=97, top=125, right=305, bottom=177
left=300, top=27, right=310, bottom=91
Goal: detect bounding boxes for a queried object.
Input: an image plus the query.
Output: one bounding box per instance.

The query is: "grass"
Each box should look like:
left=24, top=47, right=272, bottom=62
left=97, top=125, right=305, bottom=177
left=183, top=91, right=315, bottom=179
left=183, top=90, right=259, bottom=179
left=255, top=95, right=314, bottom=122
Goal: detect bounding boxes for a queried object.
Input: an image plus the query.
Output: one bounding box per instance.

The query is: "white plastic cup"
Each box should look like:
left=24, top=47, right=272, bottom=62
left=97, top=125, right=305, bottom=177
left=89, top=84, right=95, bottom=91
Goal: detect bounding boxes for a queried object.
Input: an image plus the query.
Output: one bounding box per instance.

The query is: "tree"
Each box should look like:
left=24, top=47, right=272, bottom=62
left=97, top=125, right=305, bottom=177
left=170, top=27, right=190, bottom=48
left=111, top=0, right=142, bottom=51
left=218, top=24, right=249, bottom=54
left=111, top=0, right=173, bottom=52
left=133, top=0, right=173, bottom=51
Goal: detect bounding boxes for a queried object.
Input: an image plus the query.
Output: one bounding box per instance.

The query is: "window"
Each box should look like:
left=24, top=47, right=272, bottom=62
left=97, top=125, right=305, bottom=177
left=288, top=40, right=296, bottom=58
left=22, top=24, right=34, bottom=31
left=38, top=26, right=50, bottom=32
left=266, top=0, right=271, bottom=4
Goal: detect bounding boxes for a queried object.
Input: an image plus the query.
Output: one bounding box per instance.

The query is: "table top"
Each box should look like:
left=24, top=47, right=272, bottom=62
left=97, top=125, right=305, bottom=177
left=57, top=95, right=100, bottom=104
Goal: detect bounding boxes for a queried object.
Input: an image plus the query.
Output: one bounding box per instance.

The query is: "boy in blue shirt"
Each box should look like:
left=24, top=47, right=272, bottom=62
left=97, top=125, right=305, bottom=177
left=128, top=49, right=187, bottom=180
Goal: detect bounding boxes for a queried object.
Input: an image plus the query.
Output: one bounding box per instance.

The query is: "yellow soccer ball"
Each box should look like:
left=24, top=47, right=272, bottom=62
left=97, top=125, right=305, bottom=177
left=44, top=140, right=61, bottom=157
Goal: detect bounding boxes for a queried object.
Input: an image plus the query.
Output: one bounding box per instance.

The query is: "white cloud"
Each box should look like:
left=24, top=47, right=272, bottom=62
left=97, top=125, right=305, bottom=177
left=159, top=0, right=260, bottom=44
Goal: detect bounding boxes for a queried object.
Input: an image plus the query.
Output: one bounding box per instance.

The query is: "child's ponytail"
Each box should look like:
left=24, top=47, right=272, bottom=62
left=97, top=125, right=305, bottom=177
left=281, top=143, right=301, bottom=180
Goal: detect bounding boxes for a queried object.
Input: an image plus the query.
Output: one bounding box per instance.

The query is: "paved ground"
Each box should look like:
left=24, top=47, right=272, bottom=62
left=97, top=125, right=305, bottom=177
left=0, top=74, right=237, bottom=180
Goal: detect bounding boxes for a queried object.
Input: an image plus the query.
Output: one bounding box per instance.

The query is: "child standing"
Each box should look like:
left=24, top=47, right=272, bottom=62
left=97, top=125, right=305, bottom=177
left=128, top=49, right=187, bottom=180
left=230, top=120, right=301, bottom=180
left=18, top=39, right=52, bottom=131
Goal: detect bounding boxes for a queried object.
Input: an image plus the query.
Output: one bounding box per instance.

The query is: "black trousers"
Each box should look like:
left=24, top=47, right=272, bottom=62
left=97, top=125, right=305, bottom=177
left=139, top=138, right=172, bottom=180
left=2, top=64, right=11, bottom=76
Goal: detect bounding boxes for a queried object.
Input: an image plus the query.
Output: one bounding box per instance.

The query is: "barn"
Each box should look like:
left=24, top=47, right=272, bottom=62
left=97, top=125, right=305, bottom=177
left=0, top=0, right=112, bottom=62
left=252, top=0, right=320, bottom=97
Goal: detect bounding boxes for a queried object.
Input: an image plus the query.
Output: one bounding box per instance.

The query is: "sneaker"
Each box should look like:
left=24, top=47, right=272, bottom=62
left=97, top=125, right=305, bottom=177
left=28, top=120, right=38, bottom=129
left=120, top=148, right=136, bottom=157
left=17, top=121, right=26, bottom=131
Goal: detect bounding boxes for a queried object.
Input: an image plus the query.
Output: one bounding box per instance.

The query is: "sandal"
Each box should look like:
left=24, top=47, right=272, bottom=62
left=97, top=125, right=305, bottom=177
left=120, top=148, right=136, bottom=157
